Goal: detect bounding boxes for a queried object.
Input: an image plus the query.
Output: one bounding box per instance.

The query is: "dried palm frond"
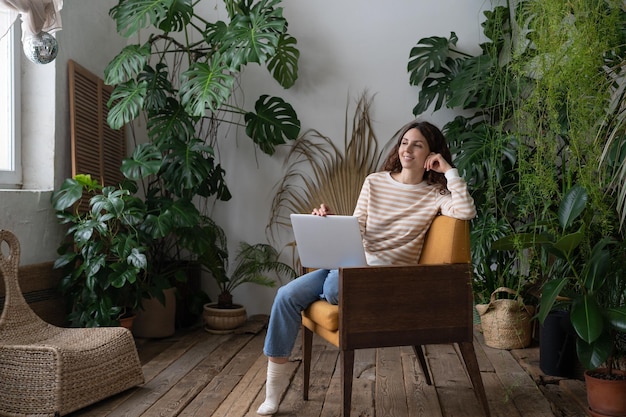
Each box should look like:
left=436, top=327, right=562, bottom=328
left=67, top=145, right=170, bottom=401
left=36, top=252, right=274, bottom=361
left=267, top=91, right=393, bottom=243
left=600, top=59, right=626, bottom=231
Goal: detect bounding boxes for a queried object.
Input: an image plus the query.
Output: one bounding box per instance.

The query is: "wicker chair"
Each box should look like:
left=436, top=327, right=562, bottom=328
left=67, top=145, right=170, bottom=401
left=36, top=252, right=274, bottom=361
left=0, top=230, right=145, bottom=416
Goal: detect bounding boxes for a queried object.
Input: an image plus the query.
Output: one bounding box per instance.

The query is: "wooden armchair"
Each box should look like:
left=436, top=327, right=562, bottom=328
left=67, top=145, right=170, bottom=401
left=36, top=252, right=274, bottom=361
left=301, top=216, right=490, bottom=416
left=0, top=230, right=145, bottom=416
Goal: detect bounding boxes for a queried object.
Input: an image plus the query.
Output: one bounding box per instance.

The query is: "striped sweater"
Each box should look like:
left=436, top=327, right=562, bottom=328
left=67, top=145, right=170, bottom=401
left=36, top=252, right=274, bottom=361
left=352, top=169, right=476, bottom=265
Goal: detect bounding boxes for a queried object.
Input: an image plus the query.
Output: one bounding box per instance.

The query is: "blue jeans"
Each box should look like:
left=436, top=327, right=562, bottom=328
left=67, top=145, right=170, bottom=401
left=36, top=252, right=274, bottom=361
left=263, top=268, right=339, bottom=358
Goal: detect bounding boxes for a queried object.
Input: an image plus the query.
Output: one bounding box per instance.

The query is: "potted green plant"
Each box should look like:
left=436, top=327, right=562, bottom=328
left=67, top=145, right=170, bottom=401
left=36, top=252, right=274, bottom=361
left=408, top=1, right=626, bottom=412
left=405, top=0, right=626, bottom=309
left=51, top=0, right=302, bottom=328
left=528, top=185, right=626, bottom=415
left=102, top=0, right=301, bottom=315
left=198, top=217, right=296, bottom=332
left=51, top=174, right=150, bottom=327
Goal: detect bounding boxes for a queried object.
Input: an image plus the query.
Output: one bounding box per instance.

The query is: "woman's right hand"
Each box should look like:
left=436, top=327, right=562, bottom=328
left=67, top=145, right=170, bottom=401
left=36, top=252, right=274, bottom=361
left=312, top=204, right=332, bottom=216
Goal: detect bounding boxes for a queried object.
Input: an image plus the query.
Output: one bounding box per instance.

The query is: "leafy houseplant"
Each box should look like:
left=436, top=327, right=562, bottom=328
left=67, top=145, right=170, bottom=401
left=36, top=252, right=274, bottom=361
left=199, top=218, right=295, bottom=331
left=51, top=174, right=150, bottom=327
left=52, top=0, right=302, bottom=323
left=533, top=185, right=626, bottom=373
left=406, top=0, right=626, bottom=309
left=103, top=0, right=300, bottom=277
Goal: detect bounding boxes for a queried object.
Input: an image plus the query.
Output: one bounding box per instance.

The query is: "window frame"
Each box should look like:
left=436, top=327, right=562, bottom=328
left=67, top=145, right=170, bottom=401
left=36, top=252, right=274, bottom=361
left=0, top=14, right=21, bottom=189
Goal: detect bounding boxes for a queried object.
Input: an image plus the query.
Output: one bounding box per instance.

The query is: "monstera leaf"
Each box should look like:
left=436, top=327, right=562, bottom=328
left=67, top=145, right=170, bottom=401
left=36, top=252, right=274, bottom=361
left=107, top=80, right=147, bottom=129
left=110, top=0, right=176, bottom=38
left=244, top=95, right=300, bottom=155
left=220, top=0, right=285, bottom=70
left=180, top=59, right=235, bottom=116
left=104, top=43, right=151, bottom=85
left=267, top=33, right=299, bottom=88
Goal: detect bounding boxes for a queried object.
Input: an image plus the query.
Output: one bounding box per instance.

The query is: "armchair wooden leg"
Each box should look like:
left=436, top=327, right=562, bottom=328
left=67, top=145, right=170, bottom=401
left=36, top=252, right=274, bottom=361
left=413, top=345, right=432, bottom=385
left=341, top=349, right=355, bottom=417
left=458, top=342, right=490, bottom=417
left=302, top=326, right=313, bottom=400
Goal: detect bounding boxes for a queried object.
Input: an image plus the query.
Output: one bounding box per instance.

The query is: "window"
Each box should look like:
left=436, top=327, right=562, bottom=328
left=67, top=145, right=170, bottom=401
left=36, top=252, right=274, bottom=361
left=0, top=10, right=21, bottom=188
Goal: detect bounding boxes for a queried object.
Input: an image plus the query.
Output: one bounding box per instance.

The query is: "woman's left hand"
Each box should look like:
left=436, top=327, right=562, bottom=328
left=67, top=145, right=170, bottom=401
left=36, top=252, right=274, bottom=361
left=424, top=152, right=451, bottom=174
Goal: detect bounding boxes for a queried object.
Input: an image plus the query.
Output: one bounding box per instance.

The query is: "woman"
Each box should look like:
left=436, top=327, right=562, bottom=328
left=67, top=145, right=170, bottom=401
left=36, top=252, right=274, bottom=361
left=257, top=120, right=476, bottom=415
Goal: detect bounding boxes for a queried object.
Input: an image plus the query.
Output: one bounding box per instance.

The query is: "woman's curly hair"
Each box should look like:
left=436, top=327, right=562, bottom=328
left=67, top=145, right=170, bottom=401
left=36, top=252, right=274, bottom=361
left=381, top=120, right=454, bottom=191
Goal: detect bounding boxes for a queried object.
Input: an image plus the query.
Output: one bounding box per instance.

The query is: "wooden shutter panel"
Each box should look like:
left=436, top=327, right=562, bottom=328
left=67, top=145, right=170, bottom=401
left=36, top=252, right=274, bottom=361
left=68, top=59, right=126, bottom=197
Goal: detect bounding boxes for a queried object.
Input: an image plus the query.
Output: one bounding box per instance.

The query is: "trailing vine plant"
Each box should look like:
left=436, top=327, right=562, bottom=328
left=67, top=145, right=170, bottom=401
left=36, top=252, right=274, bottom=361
left=406, top=0, right=626, bottom=303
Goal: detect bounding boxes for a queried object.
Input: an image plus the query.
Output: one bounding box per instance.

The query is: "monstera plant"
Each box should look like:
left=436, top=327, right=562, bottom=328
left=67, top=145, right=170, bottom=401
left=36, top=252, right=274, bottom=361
left=102, top=0, right=301, bottom=291
left=52, top=0, right=301, bottom=326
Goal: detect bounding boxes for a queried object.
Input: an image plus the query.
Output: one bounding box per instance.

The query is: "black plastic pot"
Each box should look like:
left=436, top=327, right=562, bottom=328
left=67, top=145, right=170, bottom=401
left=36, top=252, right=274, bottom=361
left=539, top=310, right=577, bottom=377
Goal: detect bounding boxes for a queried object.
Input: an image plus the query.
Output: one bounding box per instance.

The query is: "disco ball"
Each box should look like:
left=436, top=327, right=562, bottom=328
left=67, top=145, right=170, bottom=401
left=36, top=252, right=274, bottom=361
left=23, top=31, right=59, bottom=64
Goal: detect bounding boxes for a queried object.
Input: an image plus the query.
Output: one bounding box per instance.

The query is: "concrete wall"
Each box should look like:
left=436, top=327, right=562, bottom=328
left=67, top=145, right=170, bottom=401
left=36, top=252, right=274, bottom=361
left=0, top=0, right=490, bottom=314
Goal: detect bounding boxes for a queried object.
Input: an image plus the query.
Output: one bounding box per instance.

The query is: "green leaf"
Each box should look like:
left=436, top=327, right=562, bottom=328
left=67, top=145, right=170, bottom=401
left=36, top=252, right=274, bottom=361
left=447, top=54, right=495, bottom=109
left=180, top=60, right=235, bottom=115
left=577, top=332, right=613, bottom=370
left=146, top=98, right=196, bottom=145
left=140, top=63, right=174, bottom=113
left=109, top=264, right=137, bottom=288
left=160, top=138, right=216, bottom=193
left=538, top=277, right=569, bottom=324
left=492, top=232, right=549, bottom=251
left=107, top=80, right=148, bottom=129
left=220, top=1, right=285, bottom=70
left=104, top=43, right=151, bottom=85
left=110, top=0, right=173, bottom=38
left=157, top=0, right=193, bottom=32
left=53, top=252, right=77, bottom=269
left=571, top=295, right=604, bottom=344
left=51, top=178, right=85, bottom=211
left=413, top=68, right=455, bottom=115
left=551, top=230, right=584, bottom=258
left=407, top=32, right=458, bottom=86
left=121, top=143, right=163, bottom=180
left=244, top=94, right=300, bottom=155
left=582, top=239, right=611, bottom=292
left=266, top=32, right=299, bottom=88
left=558, top=185, right=588, bottom=230
left=606, top=306, right=626, bottom=332
left=127, top=247, right=147, bottom=269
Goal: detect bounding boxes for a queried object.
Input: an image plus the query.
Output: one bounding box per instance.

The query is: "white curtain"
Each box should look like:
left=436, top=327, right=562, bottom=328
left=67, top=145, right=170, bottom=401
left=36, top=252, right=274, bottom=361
left=0, top=0, right=63, bottom=40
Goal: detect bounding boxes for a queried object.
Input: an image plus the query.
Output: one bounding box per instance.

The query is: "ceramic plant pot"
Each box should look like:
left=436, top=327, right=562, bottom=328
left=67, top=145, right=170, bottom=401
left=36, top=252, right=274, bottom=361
left=203, top=303, right=247, bottom=334
left=585, top=368, right=626, bottom=417
left=133, top=287, right=177, bottom=338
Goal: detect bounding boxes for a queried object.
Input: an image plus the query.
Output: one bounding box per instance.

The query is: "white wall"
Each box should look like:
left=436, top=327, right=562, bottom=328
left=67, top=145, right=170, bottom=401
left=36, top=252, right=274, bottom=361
left=1, top=0, right=490, bottom=313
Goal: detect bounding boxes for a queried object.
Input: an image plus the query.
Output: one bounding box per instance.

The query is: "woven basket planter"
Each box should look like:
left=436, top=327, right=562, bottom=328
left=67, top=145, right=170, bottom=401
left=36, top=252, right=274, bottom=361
left=476, top=287, right=534, bottom=350
left=203, top=303, right=247, bottom=333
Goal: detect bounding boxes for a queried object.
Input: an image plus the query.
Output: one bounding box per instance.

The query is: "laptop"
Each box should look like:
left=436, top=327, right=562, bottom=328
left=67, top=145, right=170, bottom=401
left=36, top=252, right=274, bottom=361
left=290, top=214, right=368, bottom=269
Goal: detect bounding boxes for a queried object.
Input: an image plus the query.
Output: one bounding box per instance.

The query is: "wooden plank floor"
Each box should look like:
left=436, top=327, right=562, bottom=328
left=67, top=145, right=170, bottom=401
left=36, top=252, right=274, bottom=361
left=68, top=315, right=591, bottom=417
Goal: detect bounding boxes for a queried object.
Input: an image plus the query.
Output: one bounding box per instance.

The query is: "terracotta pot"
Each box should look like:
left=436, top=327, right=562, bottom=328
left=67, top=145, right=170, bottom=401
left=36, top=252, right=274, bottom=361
left=203, top=303, right=247, bottom=333
left=119, top=314, right=136, bottom=331
left=133, top=287, right=177, bottom=338
left=585, top=368, right=626, bottom=417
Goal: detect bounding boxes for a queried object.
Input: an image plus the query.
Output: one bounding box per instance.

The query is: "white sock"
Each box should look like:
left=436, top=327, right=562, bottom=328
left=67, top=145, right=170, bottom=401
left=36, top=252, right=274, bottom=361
left=257, top=361, right=291, bottom=415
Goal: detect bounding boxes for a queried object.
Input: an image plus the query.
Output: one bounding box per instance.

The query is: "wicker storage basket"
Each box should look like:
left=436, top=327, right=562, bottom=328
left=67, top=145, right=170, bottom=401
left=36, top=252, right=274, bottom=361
left=476, top=287, right=534, bottom=350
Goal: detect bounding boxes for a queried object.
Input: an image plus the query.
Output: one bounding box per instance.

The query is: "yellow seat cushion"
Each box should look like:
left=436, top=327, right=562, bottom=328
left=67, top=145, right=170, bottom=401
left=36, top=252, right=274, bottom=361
left=302, top=300, right=339, bottom=331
